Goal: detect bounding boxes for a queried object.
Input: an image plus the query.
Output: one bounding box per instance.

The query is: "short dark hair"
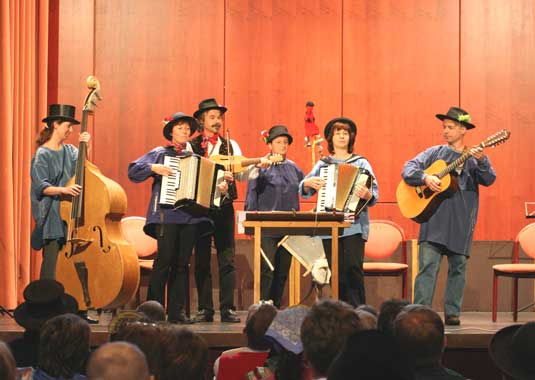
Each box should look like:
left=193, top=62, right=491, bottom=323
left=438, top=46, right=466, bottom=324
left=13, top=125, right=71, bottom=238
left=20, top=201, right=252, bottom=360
left=326, top=122, right=356, bottom=154
left=300, top=300, right=361, bottom=376
left=0, top=341, right=16, bottom=380
left=393, top=306, right=445, bottom=368
left=378, top=299, right=410, bottom=335
left=38, top=313, right=90, bottom=378
left=245, top=304, right=278, bottom=350
left=159, top=327, right=208, bottom=380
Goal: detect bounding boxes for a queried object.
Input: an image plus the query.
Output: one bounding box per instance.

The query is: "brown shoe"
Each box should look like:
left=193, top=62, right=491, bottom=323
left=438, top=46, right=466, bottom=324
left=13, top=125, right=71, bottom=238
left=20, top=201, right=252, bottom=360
left=445, top=315, right=460, bottom=326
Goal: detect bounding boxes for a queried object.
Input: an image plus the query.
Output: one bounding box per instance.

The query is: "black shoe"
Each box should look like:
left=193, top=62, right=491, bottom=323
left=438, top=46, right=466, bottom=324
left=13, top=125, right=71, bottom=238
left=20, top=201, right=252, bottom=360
left=445, top=315, right=461, bottom=326
left=169, top=310, right=194, bottom=324
left=192, top=309, right=214, bottom=323
left=221, top=309, right=241, bottom=323
left=79, top=311, right=99, bottom=324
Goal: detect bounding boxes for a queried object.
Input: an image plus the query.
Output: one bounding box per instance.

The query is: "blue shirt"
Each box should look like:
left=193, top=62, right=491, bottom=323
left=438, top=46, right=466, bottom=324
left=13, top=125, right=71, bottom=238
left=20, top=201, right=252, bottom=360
left=245, top=159, right=304, bottom=212
left=127, top=146, right=211, bottom=238
left=30, top=145, right=78, bottom=240
left=401, top=144, right=496, bottom=256
left=299, top=154, right=379, bottom=240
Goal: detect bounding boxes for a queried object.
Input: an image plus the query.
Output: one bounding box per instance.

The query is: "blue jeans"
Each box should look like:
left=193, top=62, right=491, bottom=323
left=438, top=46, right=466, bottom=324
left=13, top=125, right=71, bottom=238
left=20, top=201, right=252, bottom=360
left=413, top=241, right=468, bottom=317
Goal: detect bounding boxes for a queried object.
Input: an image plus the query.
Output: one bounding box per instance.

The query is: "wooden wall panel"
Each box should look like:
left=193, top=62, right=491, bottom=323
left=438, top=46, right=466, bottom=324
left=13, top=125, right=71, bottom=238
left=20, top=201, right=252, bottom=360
left=225, top=0, right=343, bottom=210
left=343, top=0, right=460, bottom=239
left=92, top=0, right=225, bottom=217
left=461, top=0, right=535, bottom=240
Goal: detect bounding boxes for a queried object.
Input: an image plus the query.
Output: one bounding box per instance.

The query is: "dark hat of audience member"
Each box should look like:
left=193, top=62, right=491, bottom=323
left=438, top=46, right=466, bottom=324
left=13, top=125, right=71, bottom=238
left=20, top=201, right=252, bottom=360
left=244, top=303, right=278, bottom=351
left=265, top=305, right=309, bottom=354
left=13, top=279, right=78, bottom=331
left=136, top=301, right=166, bottom=322
left=489, top=322, right=535, bottom=380
left=328, top=330, right=414, bottom=380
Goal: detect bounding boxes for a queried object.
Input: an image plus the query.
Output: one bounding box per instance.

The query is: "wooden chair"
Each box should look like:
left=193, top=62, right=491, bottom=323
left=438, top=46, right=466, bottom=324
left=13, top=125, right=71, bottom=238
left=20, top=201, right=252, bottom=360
left=363, top=220, right=409, bottom=299
left=492, top=222, right=535, bottom=322
left=120, top=216, right=158, bottom=305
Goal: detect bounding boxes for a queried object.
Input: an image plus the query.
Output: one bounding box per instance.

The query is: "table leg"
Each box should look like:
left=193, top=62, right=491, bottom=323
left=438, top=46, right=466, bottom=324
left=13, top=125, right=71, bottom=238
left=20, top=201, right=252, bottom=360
left=289, top=257, right=301, bottom=306
left=331, top=227, right=339, bottom=300
left=253, top=226, right=261, bottom=303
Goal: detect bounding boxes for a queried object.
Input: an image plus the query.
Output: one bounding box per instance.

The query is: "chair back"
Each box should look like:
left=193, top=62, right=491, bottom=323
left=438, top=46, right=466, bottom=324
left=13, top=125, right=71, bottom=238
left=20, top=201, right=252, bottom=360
left=121, top=216, right=157, bottom=258
left=217, top=351, right=269, bottom=380
left=365, top=220, right=406, bottom=262
left=514, top=222, right=535, bottom=261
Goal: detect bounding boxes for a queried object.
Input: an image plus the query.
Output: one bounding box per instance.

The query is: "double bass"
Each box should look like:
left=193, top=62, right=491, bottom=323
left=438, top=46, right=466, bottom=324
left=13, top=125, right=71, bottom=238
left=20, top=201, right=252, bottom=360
left=56, top=76, right=139, bottom=310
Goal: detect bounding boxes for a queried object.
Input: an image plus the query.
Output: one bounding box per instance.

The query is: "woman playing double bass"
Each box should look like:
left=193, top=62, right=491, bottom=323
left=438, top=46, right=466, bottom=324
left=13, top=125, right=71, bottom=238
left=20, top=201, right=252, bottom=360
left=31, top=104, right=90, bottom=279
left=128, top=112, right=227, bottom=323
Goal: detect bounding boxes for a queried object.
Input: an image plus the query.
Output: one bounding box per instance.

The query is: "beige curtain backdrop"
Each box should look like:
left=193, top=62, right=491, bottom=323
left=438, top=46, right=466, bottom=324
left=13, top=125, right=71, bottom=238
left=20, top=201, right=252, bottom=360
left=0, top=0, right=49, bottom=309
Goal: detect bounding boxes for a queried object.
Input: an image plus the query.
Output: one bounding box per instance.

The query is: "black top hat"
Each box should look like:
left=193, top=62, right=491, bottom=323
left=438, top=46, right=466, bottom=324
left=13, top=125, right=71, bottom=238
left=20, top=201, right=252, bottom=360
left=489, top=322, right=535, bottom=380
left=323, top=117, right=357, bottom=139
left=266, top=125, right=293, bottom=144
left=41, top=104, right=80, bottom=125
left=162, top=112, right=199, bottom=141
left=13, top=279, right=79, bottom=331
left=193, top=98, right=228, bottom=119
left=435, top=107, right=475, bottom=129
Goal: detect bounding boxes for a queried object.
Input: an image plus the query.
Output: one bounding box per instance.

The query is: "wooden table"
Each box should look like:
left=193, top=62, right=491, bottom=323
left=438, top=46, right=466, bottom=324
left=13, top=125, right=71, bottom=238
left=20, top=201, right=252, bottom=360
left=243, top=212, right=351, bottom=304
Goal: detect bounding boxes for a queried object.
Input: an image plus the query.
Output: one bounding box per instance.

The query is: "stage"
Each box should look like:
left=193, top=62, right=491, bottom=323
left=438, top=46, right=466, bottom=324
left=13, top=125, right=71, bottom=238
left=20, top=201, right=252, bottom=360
left=0, top=310, right=533, bottom=379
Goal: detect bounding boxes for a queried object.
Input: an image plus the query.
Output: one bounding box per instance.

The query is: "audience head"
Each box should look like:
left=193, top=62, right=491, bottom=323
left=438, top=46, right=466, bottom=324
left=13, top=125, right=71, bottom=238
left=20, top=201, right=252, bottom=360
left=110, top=321, right=164, bottom=378
left=393, top=305, right=445, bottom=369
left=87, top=341, right=150, bottom=380
left=356, top=304, right=378, bottom=317
left=159, top=327, right=208, bottom=380
left=489, top=321, right=535, bottom=380
left=136, top=300, right=165, bottom=322
left=300, top=299, right=362, bottom=377
left=378, top=299, right=410, bottom=335
left=244, top=303, right=278, bottom=351
left=109, top=310, right=153, bottom=340
left=38, top=313, right=90, bottom=379
left=355, top=309, right=378, bottom=330
left=13, top=279, right=78, bottom=332
left=0, top=341, right=16, bottom=380
left=328, top=330, right=413, bottom=380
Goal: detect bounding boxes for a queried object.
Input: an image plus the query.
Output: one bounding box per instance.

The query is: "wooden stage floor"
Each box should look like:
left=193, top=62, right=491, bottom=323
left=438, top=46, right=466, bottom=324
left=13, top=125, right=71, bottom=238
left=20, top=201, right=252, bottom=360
left=1, top=310, right=533, bottom=349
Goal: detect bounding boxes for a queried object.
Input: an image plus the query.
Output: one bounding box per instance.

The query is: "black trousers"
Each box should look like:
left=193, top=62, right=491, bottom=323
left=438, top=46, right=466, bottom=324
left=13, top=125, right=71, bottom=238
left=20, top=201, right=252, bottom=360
left=194, top=203, right=236, bottom=312
left=260, top=236, right=293, bottom=308
left=322, top=233, right=366, bottom=307
left=148, top=223, right=199, bottom=320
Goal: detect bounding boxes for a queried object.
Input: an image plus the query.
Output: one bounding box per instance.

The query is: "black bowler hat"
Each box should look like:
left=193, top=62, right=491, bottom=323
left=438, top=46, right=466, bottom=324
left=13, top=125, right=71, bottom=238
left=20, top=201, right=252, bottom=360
left=42, top=104, right=80, bottom=125
left=162, top=112, right=199, bottom=141
left=323, top=117, right=357, bottom=139
left=193, top=98, right=228, bottom=119
left=266, top=125, right=293, bottom=144
left=436, top=106, right=475, bottom=129
left=489, top=322, right=535, bottom=380
left=13, top=279, right=79, bottom=331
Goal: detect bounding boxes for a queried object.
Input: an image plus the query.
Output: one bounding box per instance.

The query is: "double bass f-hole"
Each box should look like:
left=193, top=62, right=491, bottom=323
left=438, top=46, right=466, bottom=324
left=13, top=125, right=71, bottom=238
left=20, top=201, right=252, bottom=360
left=92, top=225, right=111, bottom=253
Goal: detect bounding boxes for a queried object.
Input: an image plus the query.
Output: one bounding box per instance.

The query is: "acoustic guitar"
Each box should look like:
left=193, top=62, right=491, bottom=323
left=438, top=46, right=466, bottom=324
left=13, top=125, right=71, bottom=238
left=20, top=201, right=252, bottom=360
left=396, top=129, right=510, bottom=223
left=210, top=154, right=283, bottom=173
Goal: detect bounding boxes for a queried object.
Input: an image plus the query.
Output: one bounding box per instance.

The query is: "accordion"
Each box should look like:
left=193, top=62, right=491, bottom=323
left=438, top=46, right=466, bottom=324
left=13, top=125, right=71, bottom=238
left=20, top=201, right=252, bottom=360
left=316, top=163, right=373, bottom=216
left=159, top=154, right=225, bottom=214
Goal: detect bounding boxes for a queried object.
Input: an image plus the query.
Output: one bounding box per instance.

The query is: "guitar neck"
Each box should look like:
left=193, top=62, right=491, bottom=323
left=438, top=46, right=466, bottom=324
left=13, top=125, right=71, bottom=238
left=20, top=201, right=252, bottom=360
left=240, top=158, right=261, bottom=167
left=437, top=144, right=480, bottom=179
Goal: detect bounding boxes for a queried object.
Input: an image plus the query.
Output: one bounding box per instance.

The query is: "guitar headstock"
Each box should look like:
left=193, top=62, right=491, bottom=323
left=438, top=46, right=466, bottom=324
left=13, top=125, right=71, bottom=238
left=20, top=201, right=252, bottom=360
left=481, top=129, right=511, bottom=148
left=269, top=154, right=284, bottom=164
left=83, top=76, right=102, bottom=113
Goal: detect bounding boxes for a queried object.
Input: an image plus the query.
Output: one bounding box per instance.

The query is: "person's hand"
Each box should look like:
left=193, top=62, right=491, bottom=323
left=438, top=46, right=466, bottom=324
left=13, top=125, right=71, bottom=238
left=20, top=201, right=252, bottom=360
left=469, top=145, right=485, bottom=161
left=218, top=180, right=229, bottom=195
left=61, top=184, right=82, bottom=196
left=223, top=171, right=234, bottom=182
left=424, top=175, right=442, bottom=193
left=79, top=132, right=91, bottom=143
left=256, top=157, right=272, bottom=169
left=354, top=184, right=372, bottom=200
left=151, top=164, right=174, bottom=176
left=304, top=176, right=325, bottom=191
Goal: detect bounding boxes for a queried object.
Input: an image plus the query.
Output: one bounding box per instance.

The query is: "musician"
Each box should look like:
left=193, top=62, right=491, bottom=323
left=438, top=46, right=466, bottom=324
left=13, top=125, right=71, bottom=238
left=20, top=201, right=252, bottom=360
left=128, top=112, right=226, bottom=324
left=190, top=98, right=271, bottom=323
left=401, top=107, right=496, bottom=326
left=245, top=125, right=304, bottom=307
left=31, top=104, right=91, bottom=279
left=300, top=118, right=378, bottom=307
